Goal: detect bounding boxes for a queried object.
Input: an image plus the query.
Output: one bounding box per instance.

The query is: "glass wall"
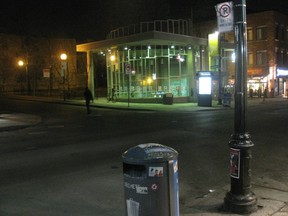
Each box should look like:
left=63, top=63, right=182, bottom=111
left=106, top=45, right=195, bottom=99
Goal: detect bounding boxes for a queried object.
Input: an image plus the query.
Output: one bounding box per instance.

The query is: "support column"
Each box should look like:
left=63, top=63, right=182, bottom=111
left=87, top=51, right=95, bottom=98
left=187, top=47, right=195, bottom=101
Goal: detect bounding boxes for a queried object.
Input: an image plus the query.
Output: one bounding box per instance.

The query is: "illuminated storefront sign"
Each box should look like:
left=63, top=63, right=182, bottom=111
left=276, top=68, right=288, bottom=77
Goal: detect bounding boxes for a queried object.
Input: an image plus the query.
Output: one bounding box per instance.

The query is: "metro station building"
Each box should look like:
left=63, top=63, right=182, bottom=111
left=77, top=19, right=233, bottom=103
left=77, top=10, right=288, bottom=102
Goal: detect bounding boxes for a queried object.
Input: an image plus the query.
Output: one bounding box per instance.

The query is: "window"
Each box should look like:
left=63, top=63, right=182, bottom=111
left=281, top=26, right=286, bottom=41
left=275, top=24, right=280, bottom=40
left=277, top=49, right=284, bottom=66
left=247, top=27, right=253, bottom=41
left=280, top=50, right=284, bottom=65
left=285, top=51, right=288, bottom=66
left=256, top=26, right=267, bottom=40
left=248, top=52, right=253, bottom=65
left=256, top=50, right=267, bottom=65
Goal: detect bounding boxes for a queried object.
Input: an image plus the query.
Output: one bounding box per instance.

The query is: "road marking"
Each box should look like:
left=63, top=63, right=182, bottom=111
left=28, top=131, right=47, bottom=135
left=47, top=125, right=65, bottom=128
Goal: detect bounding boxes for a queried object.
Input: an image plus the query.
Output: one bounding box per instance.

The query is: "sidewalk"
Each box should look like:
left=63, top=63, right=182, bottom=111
left=0, top=95, right=287, bottom=215
left=1, top=94, right=240, bottom=112
left=0, top=96, right=226, bottom=132
left=181, top=184, right=288, bottom=216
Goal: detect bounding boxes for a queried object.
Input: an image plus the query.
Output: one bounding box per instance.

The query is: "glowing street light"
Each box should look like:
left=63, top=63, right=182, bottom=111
left=18, top=59, right=30, bottom=95
left=18, top=60, right=24, bottom=66
left=60, top=53, right=68, bottom=100
left=60, top=53, right=67, bottom=61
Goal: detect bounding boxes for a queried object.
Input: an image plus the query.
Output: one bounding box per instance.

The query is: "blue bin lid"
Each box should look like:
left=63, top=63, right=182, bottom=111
left=122, top=143, right=178, bottom=164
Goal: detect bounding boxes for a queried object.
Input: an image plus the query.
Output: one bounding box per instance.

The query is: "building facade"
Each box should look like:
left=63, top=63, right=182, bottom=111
left=246, top=11, right=288, bottom=97
left=196, top=10, right=288, bottom=98
left=77, top=19, right=234, bottom=102
left=0, top=33, right=86, bottom=97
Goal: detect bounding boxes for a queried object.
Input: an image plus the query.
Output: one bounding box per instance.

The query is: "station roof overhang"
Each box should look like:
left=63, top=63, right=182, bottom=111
left=77, top=31, right=208, bottom=53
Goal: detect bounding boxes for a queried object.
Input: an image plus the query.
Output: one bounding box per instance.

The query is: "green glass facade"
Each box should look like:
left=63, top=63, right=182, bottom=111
left=106, top=44, right=206, bottom=101
left=77, top=19, right=210, bottom=102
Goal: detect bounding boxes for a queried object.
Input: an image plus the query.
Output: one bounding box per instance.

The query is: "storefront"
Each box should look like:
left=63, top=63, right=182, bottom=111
left=276, top=67, right=288, bottom=97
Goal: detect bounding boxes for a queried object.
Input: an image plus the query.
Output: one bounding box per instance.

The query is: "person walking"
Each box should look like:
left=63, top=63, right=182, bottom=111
left=84, top=87, right=93, bottom=114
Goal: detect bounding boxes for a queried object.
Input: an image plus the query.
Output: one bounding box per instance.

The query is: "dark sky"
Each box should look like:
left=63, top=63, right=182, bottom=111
left=0, top=0, right=287, bottom=42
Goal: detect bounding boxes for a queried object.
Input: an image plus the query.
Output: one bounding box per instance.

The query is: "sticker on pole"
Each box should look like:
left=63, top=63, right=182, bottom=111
left=230, top=148, right=240, bottom=179
left=126, top=199, right=140, bottom=216
left=215, top=1, right=234, bottom=33
left=151, top=184, right=158, bottom=190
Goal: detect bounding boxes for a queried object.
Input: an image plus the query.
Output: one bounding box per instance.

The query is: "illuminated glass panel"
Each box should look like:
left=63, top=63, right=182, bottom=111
left=199, top=77, right=212, bottom=94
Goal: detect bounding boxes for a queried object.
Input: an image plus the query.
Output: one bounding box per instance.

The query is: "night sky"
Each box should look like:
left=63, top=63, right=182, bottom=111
left=0, top=0, right=287, bottom=42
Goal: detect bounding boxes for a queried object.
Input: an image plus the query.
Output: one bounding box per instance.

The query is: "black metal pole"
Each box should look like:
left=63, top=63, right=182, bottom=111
left=224, top=0, right=257, bottom=214
left=218, top=33, right=222, bottom=105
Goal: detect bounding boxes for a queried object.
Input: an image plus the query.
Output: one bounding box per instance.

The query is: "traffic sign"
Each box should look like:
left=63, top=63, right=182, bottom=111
left=216, top=1, right=234, bottom=33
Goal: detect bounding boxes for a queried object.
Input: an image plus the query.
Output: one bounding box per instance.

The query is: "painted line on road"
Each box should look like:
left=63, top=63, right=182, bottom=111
left=47, top=125, right=65, bottom=128
left=28, top=131, right=47, bottom=135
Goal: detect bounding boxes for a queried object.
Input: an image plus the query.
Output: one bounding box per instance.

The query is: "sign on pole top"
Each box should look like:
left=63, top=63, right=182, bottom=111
left=216, top=1, right=234, bottom=33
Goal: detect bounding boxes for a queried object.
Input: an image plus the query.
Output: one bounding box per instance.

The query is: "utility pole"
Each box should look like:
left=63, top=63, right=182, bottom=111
left=224, top=0, right=257, bottom=214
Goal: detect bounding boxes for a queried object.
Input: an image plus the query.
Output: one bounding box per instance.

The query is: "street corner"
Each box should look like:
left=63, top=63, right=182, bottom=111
left=0, top=113, right=42, bottom=131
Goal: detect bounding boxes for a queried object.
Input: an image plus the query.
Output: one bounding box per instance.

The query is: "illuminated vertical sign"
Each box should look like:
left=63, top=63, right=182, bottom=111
left=208, top=32, right=219, bottom=56
left=198, top=71, right=212, bottom=95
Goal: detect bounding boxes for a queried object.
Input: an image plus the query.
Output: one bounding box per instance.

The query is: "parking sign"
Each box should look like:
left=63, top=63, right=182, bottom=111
left=216, top=2, right=234, bottom=33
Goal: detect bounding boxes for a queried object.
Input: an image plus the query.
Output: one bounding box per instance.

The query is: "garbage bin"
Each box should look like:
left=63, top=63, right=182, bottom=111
left=122, top=143, right=179, bottom=216
left=163, top=93, right=173, bottom=105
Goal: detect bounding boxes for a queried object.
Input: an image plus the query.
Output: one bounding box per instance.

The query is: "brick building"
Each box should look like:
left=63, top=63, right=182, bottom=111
left=246, top=11, right=288, bottom=97
left=195, top=10, right=288, bottom=97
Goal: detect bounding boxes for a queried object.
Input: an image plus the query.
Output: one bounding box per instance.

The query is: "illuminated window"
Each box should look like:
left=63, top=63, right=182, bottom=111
left=256, top=26, right=267, bottom=40
left=247, top=27, right=253, bottom=41
left=248, top=52, right=253, bottom=65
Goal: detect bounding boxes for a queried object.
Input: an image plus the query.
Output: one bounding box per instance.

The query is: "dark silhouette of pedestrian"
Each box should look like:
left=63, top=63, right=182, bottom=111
left=112, top=87, right=116, bottom=99
left=84, top=87, right=93, bottom=114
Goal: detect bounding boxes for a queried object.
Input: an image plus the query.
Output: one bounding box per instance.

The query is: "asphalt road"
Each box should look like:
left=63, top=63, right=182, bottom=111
left=0, top=98, right=287, bottom=215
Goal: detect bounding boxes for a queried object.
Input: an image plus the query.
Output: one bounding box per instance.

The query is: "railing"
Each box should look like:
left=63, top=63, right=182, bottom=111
left=107, top=19, right=189, bottom=39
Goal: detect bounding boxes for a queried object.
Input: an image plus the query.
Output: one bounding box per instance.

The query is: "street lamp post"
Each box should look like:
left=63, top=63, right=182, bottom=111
left=18, top=60, right=30, bottom=95
left=218, top=33, right=222, bottom=105
left=224, top=0, right=257, bottom=214
left=60, top=53, right=67, bottom=101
